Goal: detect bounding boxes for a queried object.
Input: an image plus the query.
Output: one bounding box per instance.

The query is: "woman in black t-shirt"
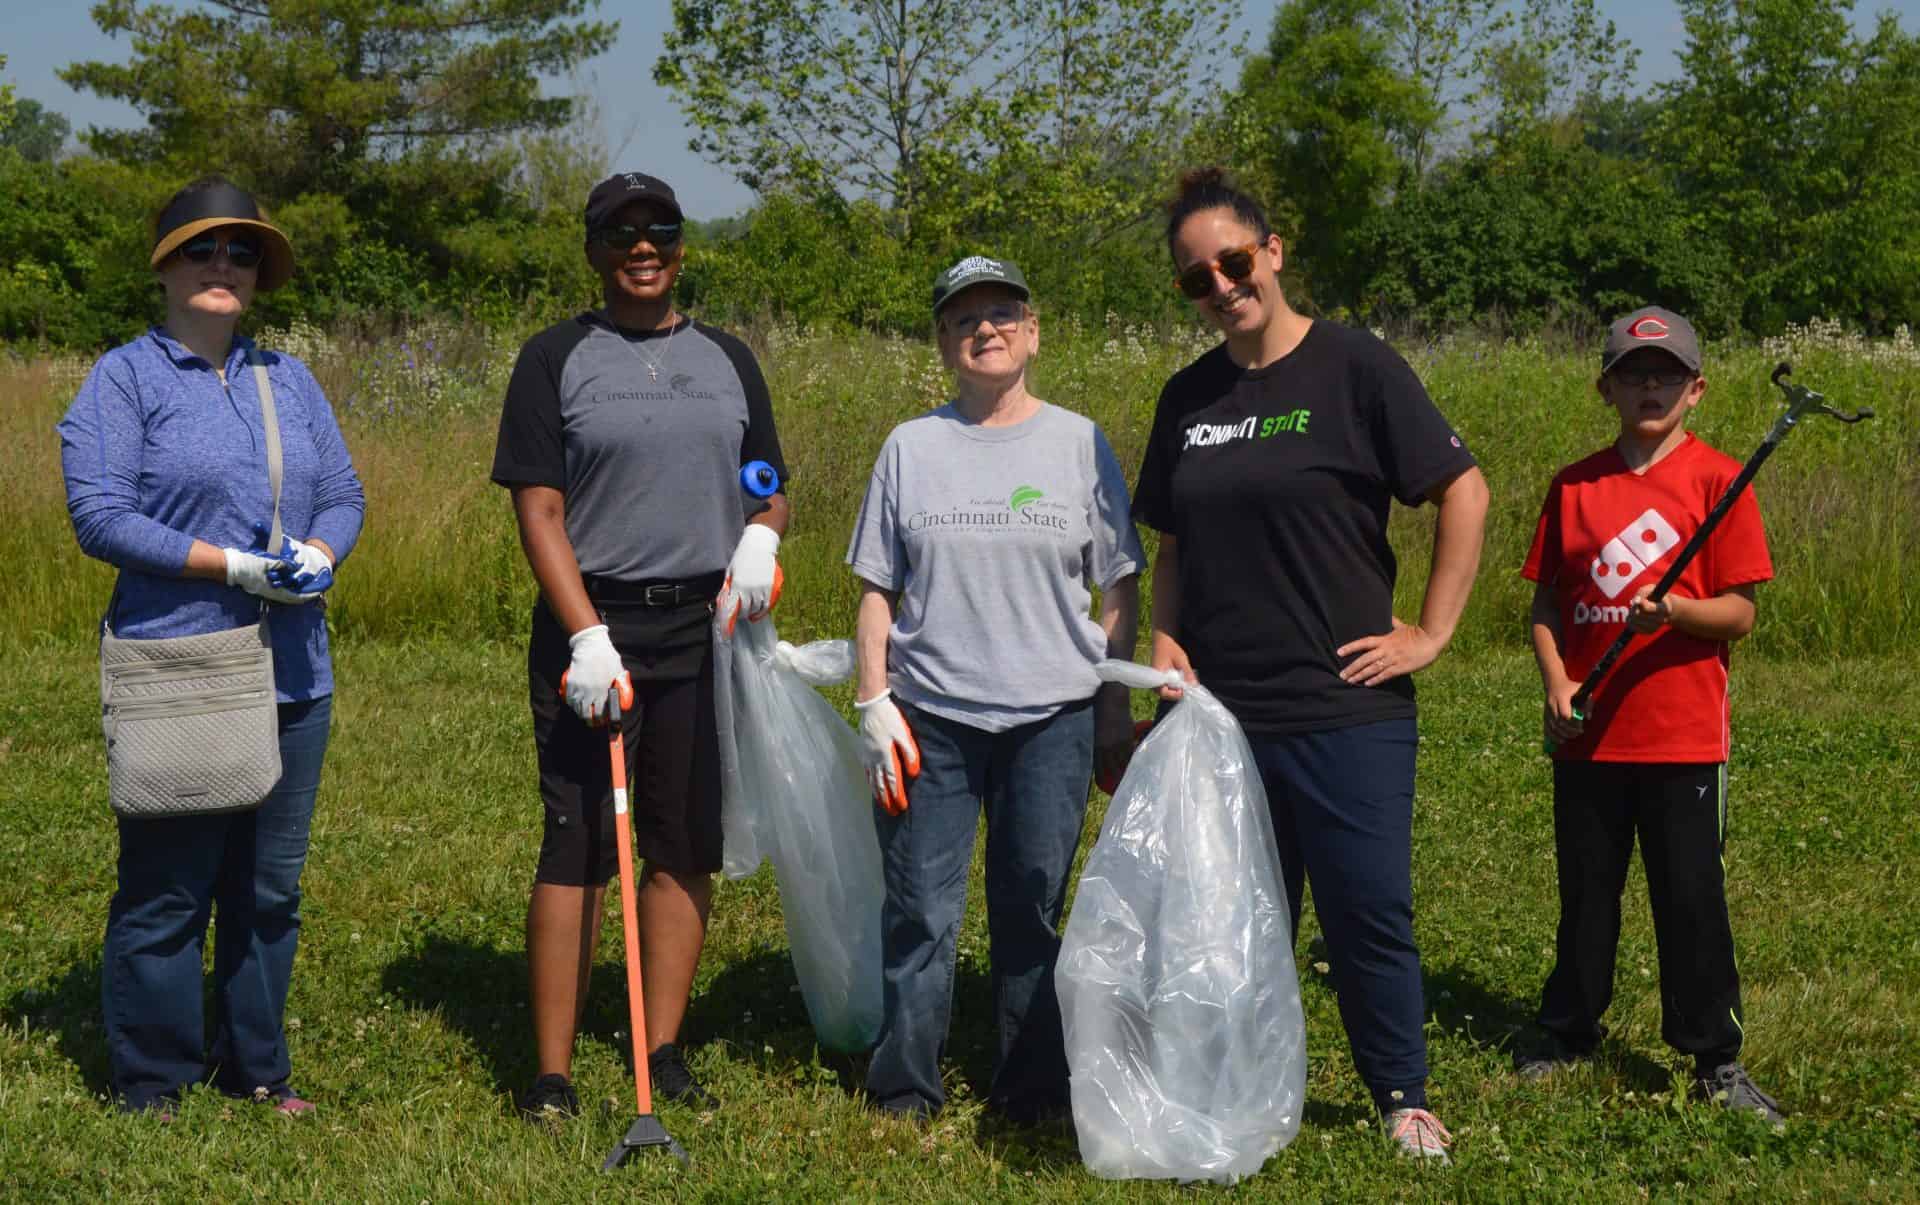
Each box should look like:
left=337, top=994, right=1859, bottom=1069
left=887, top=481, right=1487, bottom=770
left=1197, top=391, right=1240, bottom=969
left=1132, top=168, right=1489, bottom=1164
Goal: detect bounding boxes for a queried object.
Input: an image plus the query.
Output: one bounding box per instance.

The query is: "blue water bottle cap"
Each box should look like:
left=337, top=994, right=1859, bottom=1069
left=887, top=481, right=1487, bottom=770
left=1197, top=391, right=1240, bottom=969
left=740, top=460, right=780, bottom=499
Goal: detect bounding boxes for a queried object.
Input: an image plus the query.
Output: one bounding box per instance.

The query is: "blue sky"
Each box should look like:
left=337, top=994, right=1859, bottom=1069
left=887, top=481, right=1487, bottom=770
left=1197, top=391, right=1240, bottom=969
left=7, top=1, right=1915, bottom=218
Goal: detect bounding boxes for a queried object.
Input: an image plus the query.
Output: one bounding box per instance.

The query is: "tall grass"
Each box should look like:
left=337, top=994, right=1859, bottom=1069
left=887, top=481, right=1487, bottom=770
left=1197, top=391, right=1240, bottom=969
left=4, top=318, right=1914, bottom=656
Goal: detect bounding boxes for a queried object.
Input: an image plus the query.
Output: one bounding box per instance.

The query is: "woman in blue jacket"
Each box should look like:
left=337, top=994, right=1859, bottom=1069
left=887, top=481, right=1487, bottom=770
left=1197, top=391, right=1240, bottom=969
left=57, top=177, right=365, bottom=1116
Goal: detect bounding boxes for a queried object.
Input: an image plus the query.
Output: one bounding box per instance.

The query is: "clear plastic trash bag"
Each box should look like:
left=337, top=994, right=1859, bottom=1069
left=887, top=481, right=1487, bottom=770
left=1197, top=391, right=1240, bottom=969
left=1054, top=660, right=1306, bottom=1184
left=711, top=603, right=883, bottom=1053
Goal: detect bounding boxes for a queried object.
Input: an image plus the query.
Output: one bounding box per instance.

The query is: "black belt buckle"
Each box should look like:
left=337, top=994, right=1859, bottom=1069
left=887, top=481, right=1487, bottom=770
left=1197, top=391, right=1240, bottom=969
left=642, top=583, right=682, bottom=607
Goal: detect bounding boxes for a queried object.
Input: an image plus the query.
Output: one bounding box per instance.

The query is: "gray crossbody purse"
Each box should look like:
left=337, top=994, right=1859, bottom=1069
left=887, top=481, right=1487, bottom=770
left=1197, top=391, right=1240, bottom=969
left=99, top=349, right=285, bottom=818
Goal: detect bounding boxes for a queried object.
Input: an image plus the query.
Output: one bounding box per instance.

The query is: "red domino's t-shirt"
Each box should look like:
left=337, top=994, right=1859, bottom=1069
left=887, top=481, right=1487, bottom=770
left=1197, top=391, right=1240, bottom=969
left=1522, top=433, right=1773, bottom=763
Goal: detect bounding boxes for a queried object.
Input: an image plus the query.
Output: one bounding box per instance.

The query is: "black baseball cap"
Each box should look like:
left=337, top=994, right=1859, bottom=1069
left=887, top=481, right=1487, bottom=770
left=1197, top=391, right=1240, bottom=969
left=584, top=172, right=684, bottom=231
left=931, top=255, right=1030, bottom=316
left=1602, top=306, right=1702, bottom=375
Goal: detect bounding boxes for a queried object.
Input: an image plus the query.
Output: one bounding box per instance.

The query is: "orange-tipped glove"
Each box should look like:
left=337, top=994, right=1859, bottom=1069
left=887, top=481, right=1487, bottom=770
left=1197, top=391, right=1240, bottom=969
left=854, top=689, right=920, bottom=815
left=720, top=524, right=783, bottom=637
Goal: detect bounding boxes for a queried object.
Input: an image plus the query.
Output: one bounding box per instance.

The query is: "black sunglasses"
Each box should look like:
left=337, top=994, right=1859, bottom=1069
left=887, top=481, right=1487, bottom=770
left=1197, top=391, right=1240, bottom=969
left=1609, top=366, right=1695, bottom=388
left=177, top=233, right=264, bottom=269
left=1174, top=242, right=1263, bottom=300
left=594, top=222, right=683, bottom=250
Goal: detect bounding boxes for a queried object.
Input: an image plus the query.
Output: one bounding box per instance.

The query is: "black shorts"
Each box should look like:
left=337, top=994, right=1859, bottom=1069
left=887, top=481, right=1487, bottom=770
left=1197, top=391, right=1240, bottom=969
left=527, top=590, right=723, bottom=885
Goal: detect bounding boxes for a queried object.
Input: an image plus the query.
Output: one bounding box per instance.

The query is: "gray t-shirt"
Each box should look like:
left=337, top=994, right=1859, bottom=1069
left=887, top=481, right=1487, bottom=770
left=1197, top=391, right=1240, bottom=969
left=846, top=401, right=1145, bottom=732
left=492, top=313, right=788, bottom=581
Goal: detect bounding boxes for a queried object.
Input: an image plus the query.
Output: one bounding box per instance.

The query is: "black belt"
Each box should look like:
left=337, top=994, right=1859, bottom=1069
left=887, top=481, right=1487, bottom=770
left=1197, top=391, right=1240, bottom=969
left=582, top=572, right=724, bottom=608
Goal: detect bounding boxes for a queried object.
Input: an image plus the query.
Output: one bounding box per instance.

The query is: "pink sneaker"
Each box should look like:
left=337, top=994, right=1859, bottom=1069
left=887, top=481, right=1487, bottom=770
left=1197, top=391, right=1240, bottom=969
left=1384, top=1107, right=1452, bottom=1164
left=250, top=1086, right=317, bottom=1118
left=273, top=1094, right=316, bottom=1118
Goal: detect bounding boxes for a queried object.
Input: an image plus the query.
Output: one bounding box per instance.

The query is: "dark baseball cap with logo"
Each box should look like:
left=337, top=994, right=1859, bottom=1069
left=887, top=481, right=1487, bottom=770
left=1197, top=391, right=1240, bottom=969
left=931, top=255, right=1030, bottom=317
left=1601, top=305, right=1702, bottom=375
left=584, top=172, right=684, bottom=231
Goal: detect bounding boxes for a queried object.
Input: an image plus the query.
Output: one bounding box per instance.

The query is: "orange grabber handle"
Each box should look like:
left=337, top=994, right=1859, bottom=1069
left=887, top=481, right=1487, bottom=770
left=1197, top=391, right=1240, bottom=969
left=603, top=680, right=654, bottom=1115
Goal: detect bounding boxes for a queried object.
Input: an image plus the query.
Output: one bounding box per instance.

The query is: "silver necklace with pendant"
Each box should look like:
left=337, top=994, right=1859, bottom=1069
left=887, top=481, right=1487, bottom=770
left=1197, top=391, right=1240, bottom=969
left=611, top=311, right=681, bottom=383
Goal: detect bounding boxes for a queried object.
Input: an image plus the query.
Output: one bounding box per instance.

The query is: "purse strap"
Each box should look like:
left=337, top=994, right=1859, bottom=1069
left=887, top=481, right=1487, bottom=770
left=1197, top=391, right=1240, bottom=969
left=248, top=346, right=285, bottom=553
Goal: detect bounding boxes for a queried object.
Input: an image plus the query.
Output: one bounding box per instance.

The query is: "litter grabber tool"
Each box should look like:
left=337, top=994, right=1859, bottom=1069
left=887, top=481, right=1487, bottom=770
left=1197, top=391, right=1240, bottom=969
left=592, top=676, right=691, bottom=1172
left=1548, top=361, right=1873, bottom=752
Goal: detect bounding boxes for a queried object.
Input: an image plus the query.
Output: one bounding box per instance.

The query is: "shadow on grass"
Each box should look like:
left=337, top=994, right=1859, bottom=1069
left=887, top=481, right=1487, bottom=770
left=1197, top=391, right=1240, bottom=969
left=689, top=945, right=867, bottom=1093
left=1423, top=962, right=1537, bottom=1049
left=694, top=949, right=1083, bottom=1167
left=1421, top=960, right=1673, bottom=1091
left=687, top=949, right=1009, bottom=1099
left=380, top=933, right=535, bottom=1098
left=5, top=958, right=112, bottom=1098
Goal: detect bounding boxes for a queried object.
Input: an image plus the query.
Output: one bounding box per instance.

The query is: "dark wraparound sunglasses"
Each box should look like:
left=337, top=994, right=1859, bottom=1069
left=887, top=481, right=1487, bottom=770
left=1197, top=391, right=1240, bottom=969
left=177, top=234, right=264, bottom=269
left=1609, top=366, right=1695, bottom=388
left=1174, top=242, right=1264, bottom=300
left=594, top=222, right=683, bottom=250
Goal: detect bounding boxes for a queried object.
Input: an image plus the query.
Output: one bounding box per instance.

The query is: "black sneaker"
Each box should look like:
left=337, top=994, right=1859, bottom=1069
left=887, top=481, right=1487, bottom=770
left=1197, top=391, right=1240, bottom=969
left=648, top=1043, right=719, bottom=1109
left=1513, top=1029, right=1589, bottom=1081
left=518, top=1073, right=580, bottom=1121
left=1696, top=1062, right=1785, bottom=1124
left=987, top=1094, right=1070, bottom=1127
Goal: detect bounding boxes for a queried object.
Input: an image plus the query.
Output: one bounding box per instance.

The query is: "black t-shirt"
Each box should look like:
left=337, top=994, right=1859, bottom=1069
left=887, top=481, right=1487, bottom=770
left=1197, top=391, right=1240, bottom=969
left=1132, top=321, right=1476, bottom=735
left=491, top=312, right=788, bottom=581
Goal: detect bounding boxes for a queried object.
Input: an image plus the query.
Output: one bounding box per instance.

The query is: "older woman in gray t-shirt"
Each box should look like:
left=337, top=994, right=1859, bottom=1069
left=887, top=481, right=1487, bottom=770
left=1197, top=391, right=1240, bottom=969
left=845, top=256, right=1144, bottom=1123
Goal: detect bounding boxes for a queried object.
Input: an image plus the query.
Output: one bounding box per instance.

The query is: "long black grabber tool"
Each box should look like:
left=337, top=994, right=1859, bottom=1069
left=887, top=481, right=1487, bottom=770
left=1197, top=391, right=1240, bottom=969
left=597, top=680, right=691, bottom=1172
left=1550, top=362, right=1872, bottom=750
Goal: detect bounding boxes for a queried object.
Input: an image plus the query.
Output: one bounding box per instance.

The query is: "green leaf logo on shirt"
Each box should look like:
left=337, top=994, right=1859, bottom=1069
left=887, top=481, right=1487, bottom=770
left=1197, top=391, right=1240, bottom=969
left=1009, top=485, right=1044, bottom=513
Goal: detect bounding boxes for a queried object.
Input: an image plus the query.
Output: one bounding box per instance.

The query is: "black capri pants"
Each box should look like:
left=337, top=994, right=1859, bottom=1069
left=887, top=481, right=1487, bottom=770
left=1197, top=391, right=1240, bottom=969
left=526, top=580, right=724, bottom=885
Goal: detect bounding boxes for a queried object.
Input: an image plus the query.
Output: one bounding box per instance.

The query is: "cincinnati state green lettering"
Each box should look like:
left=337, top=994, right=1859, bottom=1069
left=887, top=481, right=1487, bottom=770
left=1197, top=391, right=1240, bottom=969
left=1259, top=409, right=1310, bottom=437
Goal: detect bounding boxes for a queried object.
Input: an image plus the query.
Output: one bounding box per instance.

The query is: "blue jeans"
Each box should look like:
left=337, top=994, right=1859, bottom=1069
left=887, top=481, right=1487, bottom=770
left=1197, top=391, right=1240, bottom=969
left=102, top=696, right=331, bottom=1111
left=1248, top=717, right=1429, bottom=1114
left=865, top=698, right=1093, bottom=1118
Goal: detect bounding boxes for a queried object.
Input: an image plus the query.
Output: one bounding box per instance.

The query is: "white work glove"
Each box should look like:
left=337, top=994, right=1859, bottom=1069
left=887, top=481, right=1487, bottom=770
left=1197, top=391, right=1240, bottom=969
left=266, top=537, right=335, bottom=595
left=223, top=547, right=317, bottom=605
left=719, top=524, right=782, bottom=637
left=854, top=689, right=921, bottom=815
left=563, top=624, right=627, bottom=725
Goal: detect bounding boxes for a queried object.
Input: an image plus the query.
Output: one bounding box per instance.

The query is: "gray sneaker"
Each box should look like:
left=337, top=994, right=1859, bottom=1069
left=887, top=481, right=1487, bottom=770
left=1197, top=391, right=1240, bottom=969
left=1513, top=1030, right=1587, bottom=1082
left=1696, top=1063, right=1785, bottom=1124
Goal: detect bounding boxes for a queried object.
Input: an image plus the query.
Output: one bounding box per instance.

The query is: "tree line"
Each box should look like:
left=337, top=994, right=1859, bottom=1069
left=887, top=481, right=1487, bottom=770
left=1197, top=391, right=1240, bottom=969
left=2, top=0, right=1916, bottom=349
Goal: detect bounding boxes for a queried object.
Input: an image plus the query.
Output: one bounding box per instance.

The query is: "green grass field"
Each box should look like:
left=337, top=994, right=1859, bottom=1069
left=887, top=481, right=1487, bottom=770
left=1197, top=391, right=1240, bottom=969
left=2, top=321, right=1917, bottom=1199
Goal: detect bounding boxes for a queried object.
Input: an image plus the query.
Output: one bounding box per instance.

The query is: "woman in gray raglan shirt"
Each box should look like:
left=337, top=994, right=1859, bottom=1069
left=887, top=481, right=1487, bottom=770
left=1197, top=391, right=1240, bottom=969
left=846, top=256, right=1144, bottom=1123
left=492, top=173, right=790, bottom=1119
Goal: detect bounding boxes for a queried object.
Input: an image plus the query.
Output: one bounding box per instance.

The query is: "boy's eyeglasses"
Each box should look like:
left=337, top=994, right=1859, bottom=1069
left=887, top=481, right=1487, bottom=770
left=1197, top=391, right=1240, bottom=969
left=1173, top=243, right=1264, bottom=299
left=594, top=222, right=683, bottom=250
left=941, top=302, right=1027, bottom=334
left=177, top=234, right=264, bottom=270
left=1610, top=367, right=1694, bottom=388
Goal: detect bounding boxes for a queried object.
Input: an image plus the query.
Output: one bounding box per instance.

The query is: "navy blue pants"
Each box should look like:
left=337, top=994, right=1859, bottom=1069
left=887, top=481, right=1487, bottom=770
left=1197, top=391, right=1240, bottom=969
left=102, top=696, right=331, bottom=1112
left=1247, top=717, right=1429, bottom=1114
left=865, top=698, right=1094, bottom=1119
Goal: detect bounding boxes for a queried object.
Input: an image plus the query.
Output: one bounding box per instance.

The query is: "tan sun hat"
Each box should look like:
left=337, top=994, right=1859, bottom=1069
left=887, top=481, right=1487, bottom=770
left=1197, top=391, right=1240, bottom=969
left=149, top=178, right=295, bottom=292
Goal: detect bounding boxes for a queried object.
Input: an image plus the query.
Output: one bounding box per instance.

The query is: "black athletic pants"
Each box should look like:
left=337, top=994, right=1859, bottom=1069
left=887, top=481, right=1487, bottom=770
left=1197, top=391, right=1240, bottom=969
left=1536, top=760, right=1744, bottom=1069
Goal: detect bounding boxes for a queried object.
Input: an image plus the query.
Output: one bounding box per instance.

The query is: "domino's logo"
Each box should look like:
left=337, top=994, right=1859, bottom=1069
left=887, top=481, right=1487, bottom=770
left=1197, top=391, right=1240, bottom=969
left=1589, top=508, right=1681, bottom=599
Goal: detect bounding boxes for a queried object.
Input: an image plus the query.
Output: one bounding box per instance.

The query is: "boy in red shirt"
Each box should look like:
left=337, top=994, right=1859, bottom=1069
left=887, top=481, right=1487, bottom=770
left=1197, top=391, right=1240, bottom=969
left=1515, top=306, right=1782, bottom=1123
